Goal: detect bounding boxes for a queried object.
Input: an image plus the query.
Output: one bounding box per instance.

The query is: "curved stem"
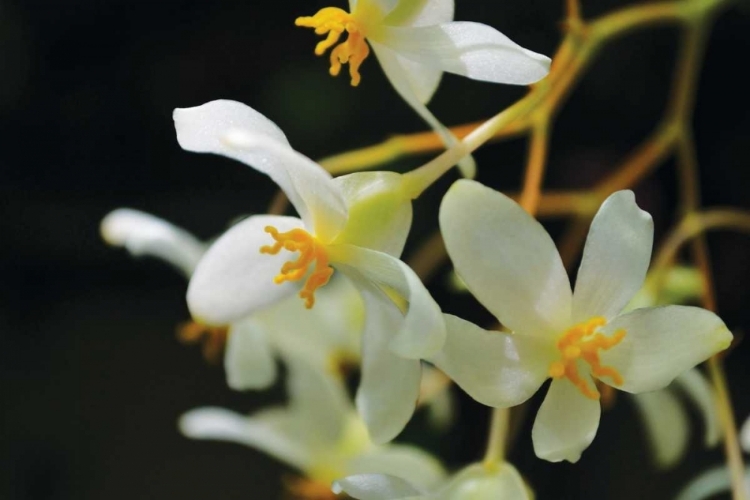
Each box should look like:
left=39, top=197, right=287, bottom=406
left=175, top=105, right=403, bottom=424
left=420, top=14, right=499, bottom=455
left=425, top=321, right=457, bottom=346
left=483, top=408, right=510, bottom=467
left=519, top=119, right=551, bottom=211
left=401, top=98, right=535, bottom=199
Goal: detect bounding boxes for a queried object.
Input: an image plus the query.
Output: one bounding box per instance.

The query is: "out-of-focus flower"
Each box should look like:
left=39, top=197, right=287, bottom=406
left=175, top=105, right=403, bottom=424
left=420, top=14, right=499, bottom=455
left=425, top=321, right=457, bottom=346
left=100, top=208, right=207, bottom=277
left=630, top=368, right=720, bottom=469
left=674, top=414, right=750, bottom=500
left=100, top=208, right=362, bottom=389
left=174, top=99, right=446, bottom=442
left=432, top=180, right=732, bottom=462
left=675, top=466, right=750, bottom=500
left=334, top=462, right=532, bottom=499
left=619, top=270, right=721, bottom=469
left=295, top=0, right=550, bottom=178
left=180, top=356, right=446, bottom=498
left=625, top=265, right=704, bottom=311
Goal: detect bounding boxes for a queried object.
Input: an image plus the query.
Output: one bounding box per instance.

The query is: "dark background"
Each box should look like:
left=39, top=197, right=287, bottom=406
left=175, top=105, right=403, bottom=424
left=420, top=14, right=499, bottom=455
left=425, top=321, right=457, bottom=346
left=2, top=0, right=750, bottom=498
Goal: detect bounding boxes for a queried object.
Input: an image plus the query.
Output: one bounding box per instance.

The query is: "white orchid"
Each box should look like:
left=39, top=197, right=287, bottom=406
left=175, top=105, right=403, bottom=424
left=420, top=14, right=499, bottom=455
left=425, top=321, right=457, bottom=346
left=100, top=208, right=363, bottom=390
left=431, top=180, right=732, bottom=463
left=295, top=0, right=551, bottom=178
left=180, top=356, right=446, bottom=499
left=334, top=462, right=532, bottom=500
left=174, top=99, right=446, bottom=443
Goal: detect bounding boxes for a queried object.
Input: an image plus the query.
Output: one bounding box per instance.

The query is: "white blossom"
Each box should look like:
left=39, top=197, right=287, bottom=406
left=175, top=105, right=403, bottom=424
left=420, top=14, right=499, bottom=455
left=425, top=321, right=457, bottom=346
left=180, top=356, right=446, bottom=497
left=174, top=99, right=446, bottom=442
left=432, top=180, right=732, bottom=462
left=296, top=0, right=551, bottom=178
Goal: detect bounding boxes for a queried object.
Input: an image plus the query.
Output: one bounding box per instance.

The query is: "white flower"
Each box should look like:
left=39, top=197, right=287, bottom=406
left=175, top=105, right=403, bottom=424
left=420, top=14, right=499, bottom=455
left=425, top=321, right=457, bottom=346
left=295, top=0, right=551, bottom=178
left=100, top=208, right=363, bottom=390
left=432, top=180, right=733, bottom=462
left=174, top=99, right=446, bottom=443
left=334, top=462, right=531, bottom=500
left=179, top=356, right=446, bottom=497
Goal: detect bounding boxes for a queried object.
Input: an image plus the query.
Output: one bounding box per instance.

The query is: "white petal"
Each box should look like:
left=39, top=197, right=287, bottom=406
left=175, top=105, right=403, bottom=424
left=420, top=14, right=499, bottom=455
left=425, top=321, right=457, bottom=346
left=259, top=275, right=364, bottom=371
left=532, top=380, right=601, bottom=463
left=100, top=208, right=206, bottom=277
left=434, top=463, right=531, bottom=500
left=354, top=282, right=422, bottom=443
left=332, top=245, right=445, bottom=359
left=223, top=131, right=348, bottom=241
left=428, top=314, right=551, bottom=408
left=630, top=390, right=688, bottom=468
left=176, top=99, right=289, bottom=143
left=572, top=191, right=654, bottom=322
left=675, top=466, right=750, bottom=500
left=371, top=41, right=443, bottom=104
left=332, top=172, right=413, bottom=257
left=347, top=445, right=446, bottom=491
left=369, top=41, right=476, bottom=178
left=376, top=22, right=550, bottom=85
left=354, top=0, right=399, bottom=17
left=384, top=0, right=454, bottom=27
left=741, top=415, right=750, bottom=453
left=187, top=215, right=303, bottom=325
left=439, top=179, right=571, bottom=337
left=224, top=317, right=277, bottom=390
left=179, top=407, right=312, bottom=471
left=333, top=474, right=424, bottom=500
left=600, top=306, right=732, bottom=393
left=173, top=100, right=347, bottom=241
left=674, top=368, right=721, bottom=448
left=282, top=355, right=351, bottom=447
left=421, top=365, right=456, bottom=430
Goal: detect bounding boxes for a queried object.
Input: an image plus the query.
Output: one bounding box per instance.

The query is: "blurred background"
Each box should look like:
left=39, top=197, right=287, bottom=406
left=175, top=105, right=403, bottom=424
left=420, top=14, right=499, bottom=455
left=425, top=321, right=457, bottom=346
left=2, top=0, right=750, bottom=498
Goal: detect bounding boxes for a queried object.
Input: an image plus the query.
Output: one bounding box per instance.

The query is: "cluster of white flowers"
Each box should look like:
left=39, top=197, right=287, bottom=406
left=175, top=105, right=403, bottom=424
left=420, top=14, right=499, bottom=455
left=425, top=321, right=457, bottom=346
left=101, top=0, right=733, bottom=498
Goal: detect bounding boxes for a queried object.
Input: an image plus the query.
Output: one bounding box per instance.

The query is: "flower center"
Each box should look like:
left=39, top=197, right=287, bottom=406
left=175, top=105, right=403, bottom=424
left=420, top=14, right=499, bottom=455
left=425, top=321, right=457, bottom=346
left=295, top=7, right=371, bottom=87
left=548, top=316, right=626, bottom=400
left=260, top=226, right=334, bottom=309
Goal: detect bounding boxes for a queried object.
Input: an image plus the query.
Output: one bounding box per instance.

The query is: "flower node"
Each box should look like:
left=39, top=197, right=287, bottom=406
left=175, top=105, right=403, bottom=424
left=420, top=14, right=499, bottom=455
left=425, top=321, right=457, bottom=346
left=260, top=226, right=334, bottom=309
left=548, top=316, right=626, bottom=400
left=295, top=7, right=371, bottom=86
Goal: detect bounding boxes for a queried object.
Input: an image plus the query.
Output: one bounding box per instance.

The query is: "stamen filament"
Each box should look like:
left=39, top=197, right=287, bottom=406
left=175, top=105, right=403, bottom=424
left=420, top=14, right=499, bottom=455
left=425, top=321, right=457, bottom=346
left=548, top=316, right=626, bottom=399
left=296, top=7, right=371, bottom=86
left=260, top=226, right=334, bottom=308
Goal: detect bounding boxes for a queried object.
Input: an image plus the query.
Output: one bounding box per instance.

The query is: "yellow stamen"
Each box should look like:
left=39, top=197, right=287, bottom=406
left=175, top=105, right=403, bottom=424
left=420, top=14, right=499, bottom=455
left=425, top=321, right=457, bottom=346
left=598, top=381, right=618, bottom=410
left=295, top=7, right=371, bottom=86
left=260, top=226, right=334, bottom=309
left=176, top=321, right=229, bottom=364
left=284, top=475, right=339, bottom=500
left=548, top=316, right=626, bottom=400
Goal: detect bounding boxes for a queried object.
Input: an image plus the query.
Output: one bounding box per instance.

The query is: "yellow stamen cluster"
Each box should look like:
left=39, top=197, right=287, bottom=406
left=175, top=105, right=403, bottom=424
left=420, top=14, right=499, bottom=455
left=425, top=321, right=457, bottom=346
left=284, top=475, right=338, bottom=500
left=176, top=321, right=229, bottom=364
left=295, top=7, right=371, bottom=86
left=548, top=316, right=626, bottom=400
left=260, top=226, right=334, bottom=309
